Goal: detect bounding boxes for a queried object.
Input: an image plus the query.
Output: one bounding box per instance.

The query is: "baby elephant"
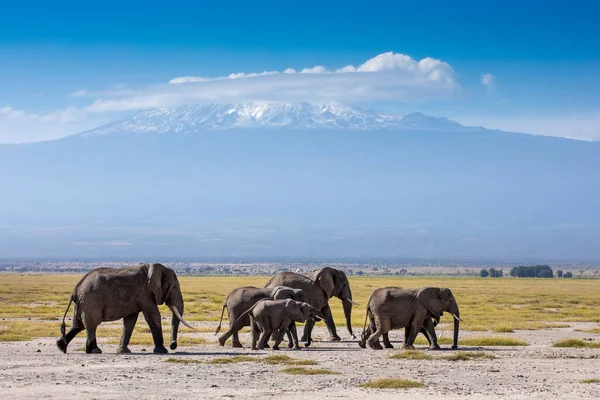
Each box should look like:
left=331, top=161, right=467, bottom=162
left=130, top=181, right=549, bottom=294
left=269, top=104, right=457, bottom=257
left=238, top=299, right=323, bottom=350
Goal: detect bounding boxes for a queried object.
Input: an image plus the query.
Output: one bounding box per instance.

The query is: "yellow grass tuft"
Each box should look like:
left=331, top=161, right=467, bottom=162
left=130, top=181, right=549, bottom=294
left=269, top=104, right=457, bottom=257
left=206, top=356, right=258, bottom=364
left=389, top=350, right=432, bottom=360
left=360, top=378, right=424, bottom=389
left=553, top=339, right=600, bottom=348
left=165, top=358, right=203, bottom=364
left=440, top=351, right=497, bottom=361
left=281, top=367, right=339, bottom=375
left=460, top=336, right=528, bottom=346
left=263, top=355, right=318, bottom=365
left=581, top=379, right=600, bottom=384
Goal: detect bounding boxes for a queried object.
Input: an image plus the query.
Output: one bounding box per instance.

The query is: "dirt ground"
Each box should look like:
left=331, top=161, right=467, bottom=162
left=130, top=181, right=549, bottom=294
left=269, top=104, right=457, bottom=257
left=1, top=323, right=600, bottom=399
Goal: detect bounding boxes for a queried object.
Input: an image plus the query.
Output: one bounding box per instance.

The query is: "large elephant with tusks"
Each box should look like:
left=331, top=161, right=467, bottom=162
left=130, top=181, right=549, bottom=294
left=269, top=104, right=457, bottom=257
left=264, top=267, right=356, bottom=345
left=56, top=263, right=194, bottom=354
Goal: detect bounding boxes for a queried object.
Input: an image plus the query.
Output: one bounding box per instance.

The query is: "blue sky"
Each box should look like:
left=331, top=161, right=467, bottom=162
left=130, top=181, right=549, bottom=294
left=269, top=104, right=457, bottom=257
left=1, top=0, right=599, bottom=142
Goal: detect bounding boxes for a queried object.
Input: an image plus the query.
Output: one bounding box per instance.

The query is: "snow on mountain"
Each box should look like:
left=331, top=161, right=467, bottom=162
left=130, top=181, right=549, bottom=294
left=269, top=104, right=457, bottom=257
left=78, top=102, right=472, bottom=136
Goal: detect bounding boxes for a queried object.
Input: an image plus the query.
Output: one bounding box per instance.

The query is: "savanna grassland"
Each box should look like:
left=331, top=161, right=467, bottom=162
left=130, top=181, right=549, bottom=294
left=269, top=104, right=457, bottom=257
left=1, top=274, right=599, bottom=344
left=2, top=274, right=600, bottom=399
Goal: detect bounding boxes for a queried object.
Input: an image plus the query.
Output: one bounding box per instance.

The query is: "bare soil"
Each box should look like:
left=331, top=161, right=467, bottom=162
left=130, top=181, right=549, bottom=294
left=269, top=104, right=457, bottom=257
left=1, top=324, right=600, bottom=399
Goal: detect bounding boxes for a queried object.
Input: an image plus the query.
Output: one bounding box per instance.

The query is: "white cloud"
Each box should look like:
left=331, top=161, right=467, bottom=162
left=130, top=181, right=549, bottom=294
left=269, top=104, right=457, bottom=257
left=481, top=73, right=496, bottom=92
left=1, top=52, right=463, bottom=142
left=69, top=89, right=89, bottom=97
left=169, top=76, right=210, bottom=84
left=299, top=65, right=328, bottom=74
left=0, top=106, right=80, bottom=123
left=87, top=52, right=459, bottom=113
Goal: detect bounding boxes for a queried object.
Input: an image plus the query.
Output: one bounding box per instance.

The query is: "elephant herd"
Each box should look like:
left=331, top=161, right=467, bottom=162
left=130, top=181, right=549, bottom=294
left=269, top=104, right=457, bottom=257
left=56, top=263, right=461, bottom=355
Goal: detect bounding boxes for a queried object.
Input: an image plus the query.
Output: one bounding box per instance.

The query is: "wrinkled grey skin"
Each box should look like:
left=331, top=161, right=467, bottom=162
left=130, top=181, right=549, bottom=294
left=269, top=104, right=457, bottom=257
left=56, top=263, right=187, bottom=354
left=265, top=267, right=355, bottom=345
left=216, top=286, right=305, bottom=347
left=237, top=299, right=324, bottom=350
left=359, top=286, right=460, bottom=350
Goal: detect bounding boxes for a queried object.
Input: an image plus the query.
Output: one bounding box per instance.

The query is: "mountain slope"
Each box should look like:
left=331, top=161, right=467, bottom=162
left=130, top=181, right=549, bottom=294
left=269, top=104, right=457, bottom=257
left=0, top=103, right=598, bottom=260
left=77, top=102, right=474, bottom=136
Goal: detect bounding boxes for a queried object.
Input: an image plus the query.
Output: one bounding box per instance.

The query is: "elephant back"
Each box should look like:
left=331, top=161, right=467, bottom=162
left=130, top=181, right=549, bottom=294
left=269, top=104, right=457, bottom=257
left=265, top=273, right=317, bottom=306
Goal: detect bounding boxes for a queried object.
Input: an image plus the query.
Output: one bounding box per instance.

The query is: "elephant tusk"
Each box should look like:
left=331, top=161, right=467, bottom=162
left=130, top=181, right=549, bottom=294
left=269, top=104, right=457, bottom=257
left=438, top=331, right=444, bottom=340
left=169, top=305, right=196, bottom=330
left=452, top=313, right=462, bottom=322
left=345, top=298, right=359, bottom=306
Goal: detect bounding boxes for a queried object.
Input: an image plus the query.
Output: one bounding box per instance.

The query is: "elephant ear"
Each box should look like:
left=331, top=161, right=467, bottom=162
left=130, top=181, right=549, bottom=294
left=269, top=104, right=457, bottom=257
left=416, top=287, right=443, bottom=319
left=286, top=300, right=305, bottom=322
left=147, top=263, right=166, bottom=305
left=315, top=268, right=335, bottom=298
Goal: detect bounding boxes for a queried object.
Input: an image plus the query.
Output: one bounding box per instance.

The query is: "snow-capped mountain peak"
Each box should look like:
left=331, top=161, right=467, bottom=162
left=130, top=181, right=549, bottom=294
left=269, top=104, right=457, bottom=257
left=78, top=102, right=469, bottom=136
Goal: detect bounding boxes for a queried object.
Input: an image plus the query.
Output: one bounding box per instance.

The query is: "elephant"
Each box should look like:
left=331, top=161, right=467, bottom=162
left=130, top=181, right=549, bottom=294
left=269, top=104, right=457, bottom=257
left=360, top=286, right=460, bottom=350
left=215, top=286, right=305, bottom=348
left=56, top=263, right=194, bottom=354
left=264, top=267, right=356, bottom=345
left=358, top=286, right=441, bottom=350
left=237, top=299, right=324, bottom=350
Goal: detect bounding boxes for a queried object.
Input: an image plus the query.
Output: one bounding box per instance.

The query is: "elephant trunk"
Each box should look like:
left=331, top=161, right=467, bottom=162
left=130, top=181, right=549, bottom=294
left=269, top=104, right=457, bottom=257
left=342, top=298, right=354, bottom=339
left=452, top=307, right=460, bottom=350
left=169, top=292, right=184, bottom=350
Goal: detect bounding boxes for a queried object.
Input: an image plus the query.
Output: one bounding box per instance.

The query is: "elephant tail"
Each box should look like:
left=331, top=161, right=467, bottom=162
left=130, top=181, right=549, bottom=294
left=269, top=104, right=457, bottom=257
left=214, top=303, right=228, bottom=335
left=60, top=295, right=74, bottom=339
left=361, top=304, right=371, bottom=335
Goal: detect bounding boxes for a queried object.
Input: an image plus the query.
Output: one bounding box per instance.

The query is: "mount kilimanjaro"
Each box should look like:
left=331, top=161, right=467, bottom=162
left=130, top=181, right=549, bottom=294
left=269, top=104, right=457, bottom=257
left=78, top=102, right=470, bottom=136
left=1, top=102, right=598, bottom=261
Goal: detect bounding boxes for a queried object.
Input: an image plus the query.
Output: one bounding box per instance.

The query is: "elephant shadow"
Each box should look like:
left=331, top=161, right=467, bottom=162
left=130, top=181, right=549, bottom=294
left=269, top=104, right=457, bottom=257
left=170, top=351, right=270, bottom=357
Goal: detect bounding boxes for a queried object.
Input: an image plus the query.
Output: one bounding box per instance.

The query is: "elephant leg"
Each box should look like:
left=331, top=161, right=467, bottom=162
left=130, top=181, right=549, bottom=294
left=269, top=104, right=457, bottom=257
left=85, top=322, right=102, bottom=354
left=366, top=318, right=389, bottom=350
left=301, top=319, right=314, bottom=343
left=258, top=327, right=272, bottom=350
left=383, top=332, right=394, bottom=349
left=56, top=313, right=84, bottom=353
left=142, top=308, right=167, bottom=354
left=272, top=328, right=286, bottom=350
left=404, top=318, right=425, bottom=350
left=358, top=326, right=371, bottom=348
left=422, top=318, right=440, bottom=350
left=288, top=322, right=301, bottom=350
left=286, top=323, right=295, bottom=349
left=116, top=313, right=138, bottom=354
left=231, top=330, right=243, bottom=348
left=321, top=304, right=341, bottom=341
left=250, top=320, right=260, bottom=350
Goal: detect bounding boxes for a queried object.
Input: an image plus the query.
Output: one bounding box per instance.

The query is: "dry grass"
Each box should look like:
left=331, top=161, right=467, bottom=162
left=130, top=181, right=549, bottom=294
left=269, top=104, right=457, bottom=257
left=206, top=356, right=258, bottom=364
left=553, top=339, right=600, bottom=348
left=165, top=358, right=203, bottom=364
left=440, top=351, right=497, bottom=361
left=389, top=350, right=433, bottom=360
left=2, top=274, right=600, bottom=343
left=581, top=326, right=600, bottom=334
left=581, top=379, right=600, bottom=384
left=360, top=378, right=424, bottom=389
left=281, top=367, right=339, bottom=375
left=459, top=336, right=528, bottom=346
left=263, top=355, right=318, bottom=365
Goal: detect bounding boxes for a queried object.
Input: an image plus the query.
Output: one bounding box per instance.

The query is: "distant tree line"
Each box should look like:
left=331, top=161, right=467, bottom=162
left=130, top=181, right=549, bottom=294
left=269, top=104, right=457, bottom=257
left=556, top=269, right=573, bottom=278
left=480, top=268, right=503, bottom=278
left=509, top=265, right=554, bottom=278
